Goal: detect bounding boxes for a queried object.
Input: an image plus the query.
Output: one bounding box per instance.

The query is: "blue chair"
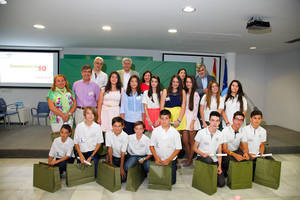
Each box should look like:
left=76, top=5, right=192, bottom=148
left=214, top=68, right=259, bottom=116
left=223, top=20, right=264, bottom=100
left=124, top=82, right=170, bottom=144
left=31, top=102, right=50, bottom=125
left=0, top=98, right=21, bottom=127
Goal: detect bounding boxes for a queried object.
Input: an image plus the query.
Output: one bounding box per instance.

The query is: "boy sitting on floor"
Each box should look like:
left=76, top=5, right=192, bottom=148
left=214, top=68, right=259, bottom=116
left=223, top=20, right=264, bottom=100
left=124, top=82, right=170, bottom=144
left=106, top=116, right=129, bottom=181
left=150, top=109, right=182, bottom=185
left=48, top=124, right=75, bottom=176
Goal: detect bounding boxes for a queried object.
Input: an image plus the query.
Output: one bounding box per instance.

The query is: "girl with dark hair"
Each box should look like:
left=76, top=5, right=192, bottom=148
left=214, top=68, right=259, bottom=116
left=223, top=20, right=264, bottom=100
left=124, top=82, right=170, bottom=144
left=142, top=76, right=161, bottom=134
left=160, top=75, right=186, bottom=130
left=222, top=80, right=247, bottom=127
left=120, top=75, right=144, bottom=135
left=140, top=70, right=152, bottom=92
left=177, top=68, right=187, bottom=90
left=200, top=80, right=224, bottom=128
left=183, top=75, right=201, bottom=166
left=97, top=71, right=123, bottom=132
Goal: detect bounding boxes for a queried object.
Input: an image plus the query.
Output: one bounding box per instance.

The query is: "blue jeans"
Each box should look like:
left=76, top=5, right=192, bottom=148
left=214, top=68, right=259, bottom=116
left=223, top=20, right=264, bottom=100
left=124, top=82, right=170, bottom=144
left=55, top=157, right=74, bottom=175
left=171, top=160, right=177, bottom=185
left=124, top=155, right=150, bottom=174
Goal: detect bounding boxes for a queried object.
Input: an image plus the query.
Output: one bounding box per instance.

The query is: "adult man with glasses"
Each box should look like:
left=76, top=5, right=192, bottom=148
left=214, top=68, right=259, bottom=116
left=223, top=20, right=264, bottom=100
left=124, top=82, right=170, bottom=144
left=72, top=65, right=100, bottom=125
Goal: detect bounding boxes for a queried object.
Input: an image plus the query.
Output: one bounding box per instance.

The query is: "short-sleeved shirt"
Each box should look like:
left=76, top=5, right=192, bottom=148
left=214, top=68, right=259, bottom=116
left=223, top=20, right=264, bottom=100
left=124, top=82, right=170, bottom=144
left=243, top=125, right=266, bottom=154
left=48, top=90, right=75, bottom=124
left=142, top=90, right=160, bottom=109
left=74, top=121, right=104, bottom=153
left=72, top=80, right=100, bottom=108
left=120, top=92, right=144, bottom=123
left=222, top=126, right=247, bottom=152
left=224, top=95, right=247, bottom=124
left=200, top=95, right=224, bottom=122
left=91, top=70, right=108, bottom=89
left=105, top=130, right=128, bottom=158
left=127, top=134, right=152, bottom=156
left=49, top=137, right=74, bottom=158
left=194, top=127, right=223, bottom=162
left=150, top=126, right=182, bottom=161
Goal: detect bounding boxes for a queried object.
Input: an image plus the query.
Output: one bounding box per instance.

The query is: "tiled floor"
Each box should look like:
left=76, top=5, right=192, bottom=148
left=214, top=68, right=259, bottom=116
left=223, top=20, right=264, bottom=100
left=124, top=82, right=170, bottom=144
left=0, top=154, right=300, bottom=200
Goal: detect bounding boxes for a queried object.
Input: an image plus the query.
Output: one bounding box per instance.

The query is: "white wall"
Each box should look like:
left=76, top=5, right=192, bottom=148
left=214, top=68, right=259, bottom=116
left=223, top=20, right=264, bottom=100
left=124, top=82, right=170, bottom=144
left=264, top=49, right=300, bottom=131
left=236, top=49, right=300, bottom=132
left=236, top=53, right=266, bottom=111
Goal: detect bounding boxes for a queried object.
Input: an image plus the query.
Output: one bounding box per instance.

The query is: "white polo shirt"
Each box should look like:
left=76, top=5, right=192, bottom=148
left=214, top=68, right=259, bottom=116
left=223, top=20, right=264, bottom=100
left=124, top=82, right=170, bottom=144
left=243, top=125, right=266, bottom=154
left=142, top=90, right=160, bottom=109
left=106, top=130, right=128, bottom=158
left=223, top=95, right=247, bottom=125
left=194, top=127, right=223, bottom=162
left=91, top=70, right=108, bottom=89
left=150, top=126, right=182, bottom=161
left=49, top=137, right=75, bottom=158
left=127, top=134, right=152, bottom=156
left=200, top=95, right=224, bottom=121
left=74, top=121, right=104, bottom=153
left=222, top=126, right=247, bottom=152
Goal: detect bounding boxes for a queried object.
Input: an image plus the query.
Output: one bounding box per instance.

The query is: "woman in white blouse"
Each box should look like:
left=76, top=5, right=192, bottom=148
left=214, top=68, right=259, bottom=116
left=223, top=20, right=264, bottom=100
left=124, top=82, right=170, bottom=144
left=222, top=80, right=247, bottom=127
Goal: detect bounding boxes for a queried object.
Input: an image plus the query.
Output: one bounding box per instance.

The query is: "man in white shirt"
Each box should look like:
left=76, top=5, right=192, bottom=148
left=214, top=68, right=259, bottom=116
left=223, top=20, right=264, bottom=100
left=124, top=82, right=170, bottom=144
left=222, top=111, right=250, bottom=177
left=106, top=117, right=128, bottom=181
left=124, top=121, right=152, bottom=174
left=117, top=57, right=139, bottom=91
left=150, top=109, right=182, bottom=185
left=193, top=111, right=225, bottom=187
left=48, top=124, right=75, bottom=175
left=91, top=57, right=108, bottom=89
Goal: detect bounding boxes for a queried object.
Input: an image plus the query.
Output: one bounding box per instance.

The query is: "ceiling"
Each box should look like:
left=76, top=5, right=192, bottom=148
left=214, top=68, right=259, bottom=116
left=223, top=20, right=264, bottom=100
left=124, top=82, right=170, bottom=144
left=0, top=0, right=300, bottom=54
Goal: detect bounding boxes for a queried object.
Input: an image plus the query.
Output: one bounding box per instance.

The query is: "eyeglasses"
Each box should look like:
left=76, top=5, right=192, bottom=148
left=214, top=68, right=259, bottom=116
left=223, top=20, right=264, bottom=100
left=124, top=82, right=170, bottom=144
left=234, top=118, right=244, bottom=122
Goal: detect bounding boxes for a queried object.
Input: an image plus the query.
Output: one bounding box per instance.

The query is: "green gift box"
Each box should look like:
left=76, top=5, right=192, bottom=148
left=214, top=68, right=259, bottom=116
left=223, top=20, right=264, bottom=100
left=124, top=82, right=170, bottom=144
left=227, top=160, right=253, bottom=189
left=192, top=160, right=217, bottom=195
left=254, top=158, right=281, bottom=189
left=96, top=161, right=121, bottom=192
left=148, top=161, right=172, bottom=190
left=33, top=162, right=61, bottom=193
left=66, top=161, right=95, bottom=187
left=126, top=163, right=146, bottom=192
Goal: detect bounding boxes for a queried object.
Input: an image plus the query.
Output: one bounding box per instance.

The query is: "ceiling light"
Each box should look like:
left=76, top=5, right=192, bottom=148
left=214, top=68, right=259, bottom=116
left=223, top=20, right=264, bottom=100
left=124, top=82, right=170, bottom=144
left=102, top=25, right=111, bottom=31
left=249, top=46, right=256, bottom=50
left=168, top=29, right=177, bottom=33
left=0, top=0, right=7, bottom=5
left=183, top=6, right=196, bottom=13
left=33, top=24, right=45, bottom=29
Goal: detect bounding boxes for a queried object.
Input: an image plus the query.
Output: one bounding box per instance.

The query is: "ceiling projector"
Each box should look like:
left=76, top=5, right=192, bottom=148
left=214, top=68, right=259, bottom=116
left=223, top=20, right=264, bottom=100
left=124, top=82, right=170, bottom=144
left=246, top=16, right=270, bottom=30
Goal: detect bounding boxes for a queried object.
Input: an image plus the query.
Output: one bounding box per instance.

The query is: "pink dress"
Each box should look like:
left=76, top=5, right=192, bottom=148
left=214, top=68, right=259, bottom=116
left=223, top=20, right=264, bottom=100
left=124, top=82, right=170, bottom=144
left=100, top=88, right=123, bottom=132
left=185, top=92, right=201, bottom=131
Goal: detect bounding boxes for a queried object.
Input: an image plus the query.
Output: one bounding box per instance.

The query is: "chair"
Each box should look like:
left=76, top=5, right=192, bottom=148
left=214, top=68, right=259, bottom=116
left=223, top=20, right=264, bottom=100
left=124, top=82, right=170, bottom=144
left=0, top=98, right=21, bottom=127
left=31, top=102, right=50, bottom=125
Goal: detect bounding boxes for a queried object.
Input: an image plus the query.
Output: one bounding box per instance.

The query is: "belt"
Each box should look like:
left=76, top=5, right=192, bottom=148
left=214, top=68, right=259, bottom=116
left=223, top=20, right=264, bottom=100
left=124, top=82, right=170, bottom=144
left=103, top=104, right=119, bottom=107
left=77, top=106, right=97, bottom=109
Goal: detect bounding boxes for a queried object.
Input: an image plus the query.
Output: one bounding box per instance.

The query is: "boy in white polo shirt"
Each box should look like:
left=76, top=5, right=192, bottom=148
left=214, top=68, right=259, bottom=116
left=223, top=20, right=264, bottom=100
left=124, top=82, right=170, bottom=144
left=74, top=106, right=104, bottom=177
left=243, top=110, right=266, bottom=158
left=106, top=117, right=128, bottom=181
left=48, top=124, right=75, bottom=176
left=150, top=109, right=182, bottom=185
left=222, top=111, right=250, bottom=177
left=124, top=121, right=152, bottom=175
left=193, top=111, right=225, bottom=187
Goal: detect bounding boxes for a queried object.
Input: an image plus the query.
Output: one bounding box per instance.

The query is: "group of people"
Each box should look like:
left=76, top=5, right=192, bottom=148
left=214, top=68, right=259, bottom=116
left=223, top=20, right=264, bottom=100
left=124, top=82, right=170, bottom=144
left=47, top=56, right=268, bottom=187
